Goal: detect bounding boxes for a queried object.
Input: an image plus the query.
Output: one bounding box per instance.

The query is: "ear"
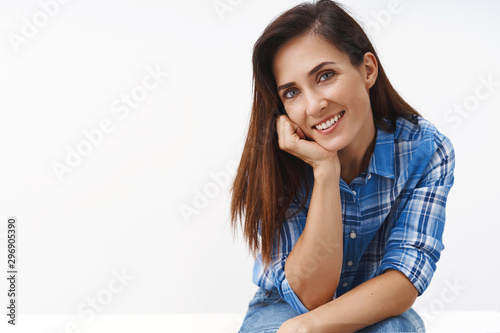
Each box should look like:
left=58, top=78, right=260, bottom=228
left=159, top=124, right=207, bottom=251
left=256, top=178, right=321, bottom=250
left=363, top=52, right=378, bottom=90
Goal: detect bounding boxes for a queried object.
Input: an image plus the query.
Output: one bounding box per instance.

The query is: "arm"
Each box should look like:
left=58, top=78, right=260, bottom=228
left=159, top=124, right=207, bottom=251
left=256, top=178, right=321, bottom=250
left=296, top=269, right=417, bottom=333
left=280, top=134, right=456, bottom=333
left=253, top=166, right=342, bottom=315
left=284, top=166, right=343, bottom=311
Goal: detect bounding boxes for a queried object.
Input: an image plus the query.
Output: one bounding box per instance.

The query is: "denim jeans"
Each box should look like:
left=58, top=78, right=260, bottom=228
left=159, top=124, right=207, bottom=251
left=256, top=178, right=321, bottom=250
left=238, top=287, right=425, bottom=333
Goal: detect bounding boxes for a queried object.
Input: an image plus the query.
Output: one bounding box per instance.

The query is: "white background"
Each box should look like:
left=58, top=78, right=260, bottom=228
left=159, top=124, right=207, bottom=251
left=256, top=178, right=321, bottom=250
left=0, top=0, right=499, bottom=326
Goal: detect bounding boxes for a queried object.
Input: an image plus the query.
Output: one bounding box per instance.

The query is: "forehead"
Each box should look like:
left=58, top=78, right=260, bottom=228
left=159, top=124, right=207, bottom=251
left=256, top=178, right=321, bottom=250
left=272, top=33, right=349, bottom=81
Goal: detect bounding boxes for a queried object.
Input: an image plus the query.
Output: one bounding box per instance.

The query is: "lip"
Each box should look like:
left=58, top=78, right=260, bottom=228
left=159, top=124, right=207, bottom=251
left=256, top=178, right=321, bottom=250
left=311, top=110, right=345, bottom=128
left=313, top=110, right=345, bottom=135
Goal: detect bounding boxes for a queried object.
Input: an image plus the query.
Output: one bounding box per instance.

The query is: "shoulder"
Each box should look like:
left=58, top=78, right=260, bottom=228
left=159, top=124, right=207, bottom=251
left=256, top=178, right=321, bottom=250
left=392, top=115, right=455, bottom=184
left=395, top=115, right=444, bottom=142
left=394, top=115, right=454, bottom=157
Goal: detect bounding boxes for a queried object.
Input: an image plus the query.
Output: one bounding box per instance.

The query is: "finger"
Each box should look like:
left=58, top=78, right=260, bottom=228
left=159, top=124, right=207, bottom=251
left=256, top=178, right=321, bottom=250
left=296, top=125, right=305, bottom=140
left=276, top=115, right=286, bottom=139
left=277, top=115, right=294, bottom=139
left=277, top=115, right=297, bottom=150
left=281, top=115, right=298, bottom=137
left=283, top=117, right=306, bottom=142
left=276, top=115, right=287, bottom=148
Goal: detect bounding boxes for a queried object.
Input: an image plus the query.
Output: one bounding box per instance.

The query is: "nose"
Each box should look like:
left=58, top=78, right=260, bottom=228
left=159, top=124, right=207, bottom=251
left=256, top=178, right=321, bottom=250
left=304, top=88, right=328, bottom=117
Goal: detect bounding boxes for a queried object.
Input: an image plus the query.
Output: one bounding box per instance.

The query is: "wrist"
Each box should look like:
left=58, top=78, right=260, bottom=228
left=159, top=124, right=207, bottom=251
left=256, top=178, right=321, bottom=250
left=296, top=311, right=320, bottom=333
left=313, top=164, right=340, bottom=183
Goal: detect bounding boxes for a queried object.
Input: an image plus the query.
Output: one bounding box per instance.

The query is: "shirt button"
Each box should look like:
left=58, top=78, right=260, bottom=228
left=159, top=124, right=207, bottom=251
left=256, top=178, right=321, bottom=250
left=367, top=174, right=372, bottom=180
left=350, top=231, right=357, bottom=239
left=342, top=282, right=348, bottom=287
left=347, top=260, right=353, bottom=267
left=352, top=190, right=356, bottom=196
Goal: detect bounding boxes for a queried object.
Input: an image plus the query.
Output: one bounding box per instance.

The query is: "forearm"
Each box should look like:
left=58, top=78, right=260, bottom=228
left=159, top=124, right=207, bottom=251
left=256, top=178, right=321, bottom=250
left=303, top=269, right=419, bottom=333
left=284, top=169, right=343, bottom=311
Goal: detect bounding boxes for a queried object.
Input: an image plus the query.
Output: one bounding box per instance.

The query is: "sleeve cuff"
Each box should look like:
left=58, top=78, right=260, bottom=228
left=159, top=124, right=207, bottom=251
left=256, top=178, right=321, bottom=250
left=279, top=275, right=310, bottom=314
left=376, top=248, right=437, bottom=296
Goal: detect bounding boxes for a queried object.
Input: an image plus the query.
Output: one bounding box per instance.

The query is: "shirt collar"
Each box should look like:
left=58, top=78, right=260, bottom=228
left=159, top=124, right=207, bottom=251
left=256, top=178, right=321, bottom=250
left=367, top=124, right=395, bottom=179
left=308, top=122, right=396, bottom=194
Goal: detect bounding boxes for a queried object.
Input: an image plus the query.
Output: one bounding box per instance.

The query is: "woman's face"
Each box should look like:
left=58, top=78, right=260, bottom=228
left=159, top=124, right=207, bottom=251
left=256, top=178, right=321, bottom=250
left=272, top=33, right=378, bottom=153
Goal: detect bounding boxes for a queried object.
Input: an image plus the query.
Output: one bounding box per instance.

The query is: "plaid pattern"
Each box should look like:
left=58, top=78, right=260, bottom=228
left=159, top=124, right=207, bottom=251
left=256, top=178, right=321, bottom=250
left=252, top=115, right=455, bottom=314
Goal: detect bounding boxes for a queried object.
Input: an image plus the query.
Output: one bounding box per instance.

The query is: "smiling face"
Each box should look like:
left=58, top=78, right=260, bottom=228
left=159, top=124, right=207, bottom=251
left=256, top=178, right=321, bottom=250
left=272, top=32, right=378, bottom=155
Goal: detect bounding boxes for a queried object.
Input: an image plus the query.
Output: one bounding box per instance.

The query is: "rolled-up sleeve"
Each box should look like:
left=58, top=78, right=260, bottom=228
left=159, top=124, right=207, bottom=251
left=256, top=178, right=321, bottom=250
left=252, top=200, right=312, bottom=314
left=376, top=135, right=455, bottom=295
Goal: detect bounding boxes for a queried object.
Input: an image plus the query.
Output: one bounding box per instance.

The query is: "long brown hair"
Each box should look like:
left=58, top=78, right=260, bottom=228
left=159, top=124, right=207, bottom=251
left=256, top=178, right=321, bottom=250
left=230, top=0, right=421, bottom=272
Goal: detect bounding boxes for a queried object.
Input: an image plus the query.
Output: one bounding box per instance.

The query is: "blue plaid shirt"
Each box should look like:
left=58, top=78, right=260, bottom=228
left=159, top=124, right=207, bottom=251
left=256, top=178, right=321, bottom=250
left=252, top=115, right=456, bottom=314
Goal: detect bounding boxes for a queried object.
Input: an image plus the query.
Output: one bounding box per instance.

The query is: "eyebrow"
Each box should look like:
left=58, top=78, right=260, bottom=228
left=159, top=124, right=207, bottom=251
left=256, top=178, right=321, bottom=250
left=277, top=61, right=336, bottom=92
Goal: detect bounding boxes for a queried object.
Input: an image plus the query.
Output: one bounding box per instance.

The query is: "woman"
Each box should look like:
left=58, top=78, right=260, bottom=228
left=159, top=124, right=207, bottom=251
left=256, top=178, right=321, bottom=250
left=230, top=1, right=455, bottom=332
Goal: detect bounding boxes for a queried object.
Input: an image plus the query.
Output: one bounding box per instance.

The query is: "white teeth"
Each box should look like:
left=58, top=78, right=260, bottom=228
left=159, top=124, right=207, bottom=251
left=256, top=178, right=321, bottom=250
left=315, top=112, right=343, bottom=130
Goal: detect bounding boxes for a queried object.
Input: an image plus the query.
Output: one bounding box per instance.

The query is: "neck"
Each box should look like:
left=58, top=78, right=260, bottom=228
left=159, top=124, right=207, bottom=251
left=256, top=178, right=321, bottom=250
left=338, top=120, right=377, bottom=185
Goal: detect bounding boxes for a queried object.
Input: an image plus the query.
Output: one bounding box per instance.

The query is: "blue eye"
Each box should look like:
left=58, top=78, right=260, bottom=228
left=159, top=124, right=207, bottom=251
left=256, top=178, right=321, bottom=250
left=320, top=71, right=334, bottom=81
left=284, top=89, right=299, bottom=99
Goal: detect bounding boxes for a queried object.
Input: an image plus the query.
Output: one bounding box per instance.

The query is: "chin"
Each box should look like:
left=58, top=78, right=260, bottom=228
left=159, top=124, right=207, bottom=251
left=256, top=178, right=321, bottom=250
left=316, top=139, right=345, bottom=153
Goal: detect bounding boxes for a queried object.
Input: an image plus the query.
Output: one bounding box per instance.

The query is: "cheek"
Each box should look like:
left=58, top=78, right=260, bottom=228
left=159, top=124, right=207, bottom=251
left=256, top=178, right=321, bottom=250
left=284, top=105, right=303, bottom=123
left=336, top=81, right=370, bottom=111
left=322, top=78, right=357, bottom=104
left=286, top=113, right=310, bottom=133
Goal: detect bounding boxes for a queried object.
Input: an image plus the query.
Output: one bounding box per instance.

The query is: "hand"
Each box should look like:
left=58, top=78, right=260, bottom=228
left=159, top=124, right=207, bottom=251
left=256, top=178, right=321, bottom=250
left=276, top=115, right=340, bottom=174
left=277, top=315, right=309, bottom=333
